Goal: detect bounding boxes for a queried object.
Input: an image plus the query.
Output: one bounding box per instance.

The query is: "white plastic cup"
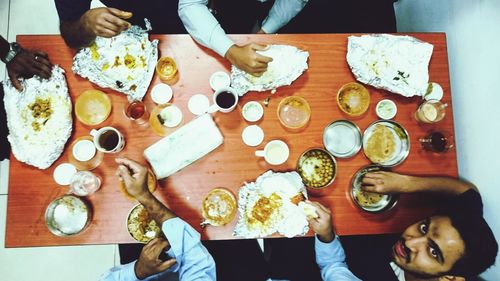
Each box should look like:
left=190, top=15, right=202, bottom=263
left=255, top=140, right=290, bottom=165
left=207, top=87, right=239, bottom=113
left=90, top=127, right=125, bottom=153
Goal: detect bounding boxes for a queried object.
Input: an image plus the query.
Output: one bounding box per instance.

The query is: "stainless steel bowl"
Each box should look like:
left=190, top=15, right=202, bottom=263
left=323, top=120, right=362, bottom=158
left=45, top=195, right=91, bottom=236
left=362, top=120, right=410, bottom=167
left=297, top=148, right=337, bottom=189
left=350, top=165, right=398, bottom=213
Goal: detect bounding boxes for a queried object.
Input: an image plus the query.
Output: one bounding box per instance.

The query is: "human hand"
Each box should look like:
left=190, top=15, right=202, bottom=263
left=306, top=201, right=335, bottom=243
left=116, top=157, right=150, bottom=200
left=361, top=171, right=412, bottom=194
left=225, top=43, right=273, bottom=77
left=7, top=49, right=52, bottom=91
left=135, top=237, right=176, bottom=280
left=81, top=7, right=132, bottom=38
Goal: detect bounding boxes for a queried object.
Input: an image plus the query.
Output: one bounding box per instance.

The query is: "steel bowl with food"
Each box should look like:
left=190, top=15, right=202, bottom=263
left=337, top=82, right=370, bottom=117
left=45, top=195, right=91, bottom=236
left=297, top=148, right=337, bottom=189
left=350, top=165, right=398, bottom=213
left=126, top=204, right=161, bottom=243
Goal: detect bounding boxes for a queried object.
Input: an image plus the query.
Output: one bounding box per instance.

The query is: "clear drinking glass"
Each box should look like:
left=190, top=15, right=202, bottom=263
left=419, top=131, right=454, bottom=153
left=124, top=100, right=149, bottom=125
left=415, top=99, right=448, bottom=123
left=69, top=171, right=101, bottom=196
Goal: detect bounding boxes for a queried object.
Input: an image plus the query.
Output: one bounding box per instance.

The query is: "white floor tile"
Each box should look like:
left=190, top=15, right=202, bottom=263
left=0, top=160, right=9, bottom=195
left=8, top=0, right=59, bottom=41
left=0, top=195, right=117, bottom=281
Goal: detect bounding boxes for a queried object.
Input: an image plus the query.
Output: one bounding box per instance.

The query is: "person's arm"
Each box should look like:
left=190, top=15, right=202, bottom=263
left=260, top=0, right=308, bottom=34
left=178, top=0, right=272, bottom=76
left=361, top=171, right=475, bottom=196
left=1, top=36, right=52, bottom=91
left=115, top=157, right=216, bottom=280
left=55, top=0, right=131, bottom=48
left=307, top=201, right=361, bottom=281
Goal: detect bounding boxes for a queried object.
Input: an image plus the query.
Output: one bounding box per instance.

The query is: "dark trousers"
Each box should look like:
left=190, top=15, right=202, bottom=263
left=0, top=83, right=10, bottom=161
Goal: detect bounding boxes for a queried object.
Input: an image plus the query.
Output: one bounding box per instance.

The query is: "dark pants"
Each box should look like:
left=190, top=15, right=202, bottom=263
left=120, top=237, right=322, bottom=281
left=0, top=83, right=10, bottom=161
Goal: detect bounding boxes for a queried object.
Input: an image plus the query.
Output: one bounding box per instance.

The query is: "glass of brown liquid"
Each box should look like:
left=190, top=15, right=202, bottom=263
left=90, top=127, right=125, bottom=153
left=207, top=87, right=239, bottom=113
left=125, top=100, right=149, bottom=125
left=419, top=131, right=454, bottom=153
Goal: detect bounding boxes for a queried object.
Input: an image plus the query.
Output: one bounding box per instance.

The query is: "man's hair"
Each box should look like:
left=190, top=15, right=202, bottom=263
left=440, top=211, right=498, bottom=277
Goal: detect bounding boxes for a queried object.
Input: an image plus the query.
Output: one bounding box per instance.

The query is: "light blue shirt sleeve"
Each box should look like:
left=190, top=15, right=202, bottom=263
left=99, top=217, right=216, bottom=281
left=178, top=0, right=308, bottom=57
left=178, top=0, right=234, bottom=57
left=315, top=235, right=362, bottom=281
left=261, top=0, right=309, bottom=34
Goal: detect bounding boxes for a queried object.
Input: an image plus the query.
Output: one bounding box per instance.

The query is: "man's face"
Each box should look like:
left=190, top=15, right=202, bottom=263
left=392, top=216, right=465, bottom=277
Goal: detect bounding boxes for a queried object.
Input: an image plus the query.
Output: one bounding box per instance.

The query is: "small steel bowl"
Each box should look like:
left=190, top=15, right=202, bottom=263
left=126, top=204, right=161, bottom=244
left=323, top=120, right=362, bottom=158
left=297, top=148, right=337, bottom=189
left=350, top=165, right=398, bottom=213
left=45, top=195, right=91, bottom=236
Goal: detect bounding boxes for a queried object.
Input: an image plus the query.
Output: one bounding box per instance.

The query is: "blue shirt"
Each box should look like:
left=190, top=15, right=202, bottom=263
left=99, top=217, right=216, bottom=281
left=315, top=236, right=361, bottom=281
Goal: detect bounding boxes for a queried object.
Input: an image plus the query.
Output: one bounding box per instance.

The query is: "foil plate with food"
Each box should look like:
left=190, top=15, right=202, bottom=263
left=234, top=171, right=312, bottom=238
left=363, top=120, right=410, bottom=167
left=3, top=66, right=72, bottom=169
left=347, top=34, right=434, bottom=97
left=73, top=20, right=158, bottom=101
left=231, top=45, right=309, bottom=96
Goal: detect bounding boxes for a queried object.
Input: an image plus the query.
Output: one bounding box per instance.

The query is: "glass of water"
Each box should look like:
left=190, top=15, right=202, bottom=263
left=69, top=171, right=101, bottom=196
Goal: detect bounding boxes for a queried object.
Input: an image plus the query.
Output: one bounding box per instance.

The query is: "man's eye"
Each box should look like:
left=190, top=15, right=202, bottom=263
left=419, top=222, right=428, bottom=234
left=430, top=247, right=438, bottom=259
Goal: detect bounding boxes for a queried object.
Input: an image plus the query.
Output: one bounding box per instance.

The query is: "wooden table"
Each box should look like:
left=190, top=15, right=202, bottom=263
left=5, top=34, right=457, bottom=247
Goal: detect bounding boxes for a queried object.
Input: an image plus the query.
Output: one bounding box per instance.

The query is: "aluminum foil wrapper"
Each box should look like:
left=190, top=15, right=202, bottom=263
left=231, top=45, right=309, bottom=96
left=72, top=19, right=158, bottom=101
left=233, top=170, right=309, bottom=238
left=3, top=66, right=72, bottom=169
left=347, top=34, right=434, bottom=97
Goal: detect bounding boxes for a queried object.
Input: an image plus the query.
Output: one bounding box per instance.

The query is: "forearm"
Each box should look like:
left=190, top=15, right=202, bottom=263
left=403, top=175, right=475, bottom=195
left=60, top=20, right=95, bottom=49
left=137, top=192, right=177, bottom=225
left=261, top=0, right=308, bottom=33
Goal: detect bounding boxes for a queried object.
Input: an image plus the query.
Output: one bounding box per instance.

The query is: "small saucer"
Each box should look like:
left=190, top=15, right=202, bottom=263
left=158, top=105, right=183, bottom=127
left=424, top=82, right=444, bottom=101
left=68, top=136, right=104, bottom=171
left=188, top=94, right=210, bottom=115
left=242, top=101, right=264, bottom=122
left=151, top=84, right=173, bottom=104
left=210, top=71, right=231, bottom=91
left=53, top=163, right=77, bottom=185
left=242, top=125, right=264, bottom=147
left=72, top=139, right=96, bottom=162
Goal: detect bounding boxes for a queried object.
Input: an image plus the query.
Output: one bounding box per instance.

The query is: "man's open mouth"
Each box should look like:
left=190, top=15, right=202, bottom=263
left=394, top=239, right=411, bottom=263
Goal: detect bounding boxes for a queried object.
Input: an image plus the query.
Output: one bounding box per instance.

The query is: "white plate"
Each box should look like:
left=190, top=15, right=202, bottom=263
left=242, top=101, right=264, bottom=122
left=210, top=71, right=231, bottom=91
left=242, top=125, right=264, bottom=147
left=188, top=94, right=210, bottom=115
left=151, top=84, right=173, bottom=104
left=53, top=163, right=77, bottom=185
left=159, top=105, right=183, bottom=127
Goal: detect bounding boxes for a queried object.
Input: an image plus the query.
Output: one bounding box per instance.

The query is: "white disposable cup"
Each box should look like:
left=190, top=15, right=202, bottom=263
left=255, top=140, right=290, bottom=165
left=207, top=87, right=239, bottom=113
left=90, top=127, right=125, bottom=153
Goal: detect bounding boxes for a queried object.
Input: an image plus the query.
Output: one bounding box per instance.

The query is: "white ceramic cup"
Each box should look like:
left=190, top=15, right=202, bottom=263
left=207, top=87, right=239, bottom=113
left=255, top=140, right=290, bottom=165
left=90, top=127, right=125, bottom=153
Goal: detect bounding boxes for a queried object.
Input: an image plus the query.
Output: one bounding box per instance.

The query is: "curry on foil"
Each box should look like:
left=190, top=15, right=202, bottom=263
left=3, top=66, right=72, bottom=169
left=231, top=45, right=309, bottom=96
left=347, top=34, right=434, bottom=97
left=73, top=20, right=158, bottom=101
left=234, top=171, right=310, bottom=238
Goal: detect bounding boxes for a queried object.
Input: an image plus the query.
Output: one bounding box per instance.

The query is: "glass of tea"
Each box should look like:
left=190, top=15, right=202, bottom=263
left=125, top=100, right=149, bottom=125
left=419, top=131, right=454, bottom=153
left=69, top=171, right=101, bottom=196
left=415, top=99, right=448, bottom=123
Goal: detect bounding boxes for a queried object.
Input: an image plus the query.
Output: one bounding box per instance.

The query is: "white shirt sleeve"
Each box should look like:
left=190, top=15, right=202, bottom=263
left=315, top=235, right=362, bottom=281
left=178, top=0, right=235, bottom=57
left=261, top=0, right=309, bottom=34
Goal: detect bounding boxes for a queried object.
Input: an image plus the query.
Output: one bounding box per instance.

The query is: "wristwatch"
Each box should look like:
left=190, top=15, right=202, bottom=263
left=2, top=42, right=21, bottom=64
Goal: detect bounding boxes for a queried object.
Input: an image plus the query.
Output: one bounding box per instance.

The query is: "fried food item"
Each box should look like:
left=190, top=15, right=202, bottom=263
left=290, top=193, right=305, bottom=205
left=298, top=201, right=319, bottom=218
left=202, top=188, right=237, bottom=226
left=354, top=190, right=385, bottom=206
left=119, top=171, right=157, bottom=200
left=127, top=204, right=160, bottom=243
left=248, top=193, right=282, bottom=226
left=365, top=124, right=396, bottom=163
